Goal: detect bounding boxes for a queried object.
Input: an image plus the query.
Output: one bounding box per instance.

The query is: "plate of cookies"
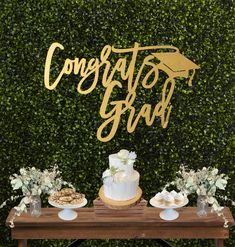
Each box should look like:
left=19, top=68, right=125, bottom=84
left=150, top=189, right=188, bottom=221
left=48, top=188, right=87, bottom=220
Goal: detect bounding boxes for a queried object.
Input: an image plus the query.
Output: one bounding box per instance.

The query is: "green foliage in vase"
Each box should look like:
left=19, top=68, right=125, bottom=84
left=0, top=0, right=234, bottom=246
left=0, top=166, right=73, bottom=227
left=165, top=165, right=235, bottom=227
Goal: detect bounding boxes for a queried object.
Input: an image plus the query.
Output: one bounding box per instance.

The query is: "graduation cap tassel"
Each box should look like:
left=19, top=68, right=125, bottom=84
left=187, top=69, right=196, bottom=87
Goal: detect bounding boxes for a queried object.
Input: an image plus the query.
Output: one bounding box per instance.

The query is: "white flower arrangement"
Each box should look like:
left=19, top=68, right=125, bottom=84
left=0, top=166, right=74, bottom=228
left=117, top=149, right=137, bottom=165
left=164, top=165, right=235, bottom=227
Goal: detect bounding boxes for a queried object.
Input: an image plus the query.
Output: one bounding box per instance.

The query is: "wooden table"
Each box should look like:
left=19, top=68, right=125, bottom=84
left=6, top=207, right=234, bottom=247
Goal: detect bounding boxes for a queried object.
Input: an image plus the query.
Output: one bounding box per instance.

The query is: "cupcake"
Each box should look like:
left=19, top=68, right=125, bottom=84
left=154, top=192, right=164, bottom=204
left=161, top=189, right=170, bottom=197
left=170, top=190, right=178, bottom=197
left=164, top=194, right=175, bottom=206
left=174, top=193, right=185, bottom=205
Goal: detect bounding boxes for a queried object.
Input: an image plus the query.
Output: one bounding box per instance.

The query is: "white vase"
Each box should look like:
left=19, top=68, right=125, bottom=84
left=30, top=195, right=41, bottom=217
left=197, top=195, right=208, bottom=217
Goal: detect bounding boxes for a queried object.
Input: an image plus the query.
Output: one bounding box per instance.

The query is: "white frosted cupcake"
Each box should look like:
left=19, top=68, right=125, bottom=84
left=154, top=192, right=164, bottom=204
left=170, top=190, right=178, bottom=197
left=164, top=194, right=175, bottom=206
left=161, top=189, right=170, bottom=197
left=174, top=193, right=185, bottom=205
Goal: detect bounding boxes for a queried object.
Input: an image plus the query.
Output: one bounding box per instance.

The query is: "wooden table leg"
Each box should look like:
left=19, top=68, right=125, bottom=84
left=215, top=239, right=224, bottom=247
left=18, top=239, right=27, bottom=247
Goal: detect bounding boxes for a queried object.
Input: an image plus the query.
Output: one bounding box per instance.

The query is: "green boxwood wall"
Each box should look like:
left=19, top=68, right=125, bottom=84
left=0, top=0, right=234, bottom=246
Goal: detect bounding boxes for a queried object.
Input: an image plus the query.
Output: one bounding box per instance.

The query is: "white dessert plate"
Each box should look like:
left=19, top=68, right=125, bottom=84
left=49, top=198, right=87, bottom=209
left=149, top=196, right=188, bottom=221
left=49, top=198, right=87, bottom=221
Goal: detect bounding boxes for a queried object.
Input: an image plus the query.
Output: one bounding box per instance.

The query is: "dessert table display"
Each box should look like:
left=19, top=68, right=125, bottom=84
left=2, top=151, right=235, bottom=247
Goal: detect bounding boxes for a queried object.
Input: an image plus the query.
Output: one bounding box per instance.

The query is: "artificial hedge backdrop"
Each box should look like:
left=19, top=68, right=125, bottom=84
left=0, top=0, right=234, bottom=246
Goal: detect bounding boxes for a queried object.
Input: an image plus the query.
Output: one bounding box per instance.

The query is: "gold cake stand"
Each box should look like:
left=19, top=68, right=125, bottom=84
left=99, top=186, right=142, bottom=209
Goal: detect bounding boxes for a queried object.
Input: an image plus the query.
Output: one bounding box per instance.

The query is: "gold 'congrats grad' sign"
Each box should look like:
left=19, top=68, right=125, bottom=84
left=44, top=42, right=199, bottom=142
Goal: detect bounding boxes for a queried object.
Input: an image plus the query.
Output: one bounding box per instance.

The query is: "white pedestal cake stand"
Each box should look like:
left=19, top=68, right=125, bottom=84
left=150, top=197, right=188, bottom=221
left=49, top=198, right=87, bottom=221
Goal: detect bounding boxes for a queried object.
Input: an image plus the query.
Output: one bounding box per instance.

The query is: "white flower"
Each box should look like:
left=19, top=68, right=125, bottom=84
left=117, top=149, right=129, bottom=159
left=11, top=178, right=23, bottom=190
left=207, top=197, right=215, bottom=204
left=186, top=177, right=194, bottom=187
left=117, top=149, right=137, bottom=164
left=212, top=168, right=219, bottom=175
left=215, top=178, right=227, bottom=190
left=19, top=168, right=26, bottom=175
left=102, top=169, right=111, bottom=179
left=128, top=152, right=137, bottom=160
left=22, top=197, right=31, bottom=204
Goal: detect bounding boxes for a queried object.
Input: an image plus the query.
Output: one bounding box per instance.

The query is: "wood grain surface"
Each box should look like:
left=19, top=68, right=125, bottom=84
left=6, top=207, right=234, bottom=240
left=94, top=197, right=147, bottom=216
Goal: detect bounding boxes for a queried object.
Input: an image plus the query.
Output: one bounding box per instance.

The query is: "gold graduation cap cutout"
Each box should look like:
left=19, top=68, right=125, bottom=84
left=152, top=52, right=200, bottom=86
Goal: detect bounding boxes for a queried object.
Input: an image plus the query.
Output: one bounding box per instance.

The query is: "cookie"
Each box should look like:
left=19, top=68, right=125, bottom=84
left=72, top=193, right=84, bottom=199
left=60, top=188, right=75, bottom=195
left=70, top=198, right=83, bottom=204
left=59, top=196, right=73, bottom=202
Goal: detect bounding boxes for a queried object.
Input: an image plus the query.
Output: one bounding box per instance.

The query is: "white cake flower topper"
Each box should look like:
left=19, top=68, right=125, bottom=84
left=117, top=149, right=129, bottom=159
left=117, top=149, right=137, bottom=165
left=128, top=151, right=137, bottom=160
left=102, top=166, right=125, bottom=186
left=102, top=169, right=112, bottom=179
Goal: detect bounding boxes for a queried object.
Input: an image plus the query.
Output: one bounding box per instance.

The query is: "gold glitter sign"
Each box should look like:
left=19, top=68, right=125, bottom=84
left=44, top=42, right=199, bottom=142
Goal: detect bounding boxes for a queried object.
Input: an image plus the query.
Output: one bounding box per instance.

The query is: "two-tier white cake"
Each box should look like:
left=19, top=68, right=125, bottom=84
left=102, top=149, right=140, bottom=201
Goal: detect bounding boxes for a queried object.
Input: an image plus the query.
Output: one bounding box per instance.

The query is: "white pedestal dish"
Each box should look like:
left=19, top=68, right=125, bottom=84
left=49, top=198, right=87, bottom=221
left=150, top=197, right=188, bottom=221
